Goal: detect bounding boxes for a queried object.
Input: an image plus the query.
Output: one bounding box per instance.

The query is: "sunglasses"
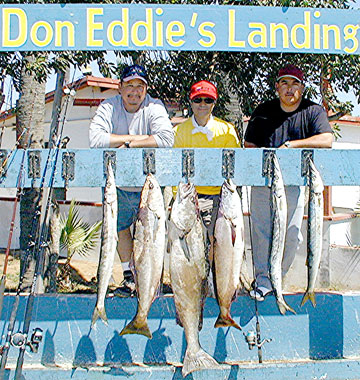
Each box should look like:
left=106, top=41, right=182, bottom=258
left=121, top=64, right=148, bottom=80
left=192, top=97, right=215, bottom=104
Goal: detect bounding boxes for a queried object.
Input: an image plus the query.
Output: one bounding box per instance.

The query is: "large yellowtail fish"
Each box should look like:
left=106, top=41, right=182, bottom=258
left=169, top=182, right=220, bottom=377
left=214, top=179, right=244, bottom=330
left=120, top=174, right=166, bottom=339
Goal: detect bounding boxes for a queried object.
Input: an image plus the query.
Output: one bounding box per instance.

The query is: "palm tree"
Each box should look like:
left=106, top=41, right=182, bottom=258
left=57, top=199, right=102, bottom=289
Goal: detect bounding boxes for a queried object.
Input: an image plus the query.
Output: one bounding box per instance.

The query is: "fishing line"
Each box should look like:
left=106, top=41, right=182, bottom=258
left=243, top=185, right=264, bottom=361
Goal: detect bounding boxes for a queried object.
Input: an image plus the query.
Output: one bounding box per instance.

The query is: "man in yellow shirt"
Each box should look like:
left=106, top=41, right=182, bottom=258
left=173, top=80, right=240, bottom=266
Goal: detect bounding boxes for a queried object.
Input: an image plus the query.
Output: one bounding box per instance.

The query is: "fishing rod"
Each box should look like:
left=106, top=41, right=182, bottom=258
left=0, top=127, right=28, bottom=180
left=0, top=78, right=77, bottom=378
left=243, top=153, right=272, bottom=362
left=0, top=149, right=27, bottom=318
left=13, top=83, right=77, bottom=380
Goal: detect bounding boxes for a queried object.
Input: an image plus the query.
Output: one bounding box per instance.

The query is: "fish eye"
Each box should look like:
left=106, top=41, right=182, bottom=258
left=149, top=182, right=154, bottom=189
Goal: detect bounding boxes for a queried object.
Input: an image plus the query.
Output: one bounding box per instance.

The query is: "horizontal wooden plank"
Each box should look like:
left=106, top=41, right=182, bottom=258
left=0, top=148, right=358, bottom=187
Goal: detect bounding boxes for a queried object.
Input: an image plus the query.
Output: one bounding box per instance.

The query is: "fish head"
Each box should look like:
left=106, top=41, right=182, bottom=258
left=140, top=174, right=163, bottom=209
left=219, top=179, right=240, bottom=216
left=171, top=182, right=199, bottom=229
left=309, top=161, right=324, bottom=193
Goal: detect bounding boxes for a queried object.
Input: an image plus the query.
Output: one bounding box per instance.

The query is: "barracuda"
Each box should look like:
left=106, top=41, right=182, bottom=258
left=301, top=159, right=324, bottom=307
left=91, top=163, right=118, bottom=327
left=269, top=156, right=295, bottom=315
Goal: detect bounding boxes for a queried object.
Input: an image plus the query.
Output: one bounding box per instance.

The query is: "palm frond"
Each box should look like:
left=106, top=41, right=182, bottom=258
left=60, top=199, right=102, bottom=260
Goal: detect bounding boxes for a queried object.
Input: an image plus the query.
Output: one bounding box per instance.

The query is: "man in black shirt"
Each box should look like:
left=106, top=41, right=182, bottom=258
left=245, top=64, right=333, bottom=301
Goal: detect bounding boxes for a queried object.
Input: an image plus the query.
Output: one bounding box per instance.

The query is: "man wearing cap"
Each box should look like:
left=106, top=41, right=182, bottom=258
left=173, top=80, right=240, bottom=294
left=89, top=64, right=174, bottom=296
left=244, top=64, right=333, bottom=301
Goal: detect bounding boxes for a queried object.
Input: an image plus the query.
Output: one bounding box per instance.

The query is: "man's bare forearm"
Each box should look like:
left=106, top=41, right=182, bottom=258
left=109, top=134, right=158, bottom=148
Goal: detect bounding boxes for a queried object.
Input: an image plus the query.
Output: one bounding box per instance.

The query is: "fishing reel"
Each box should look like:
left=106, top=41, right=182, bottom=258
left=244, top=330, right=272, bottom=350
left=10, top=328, right=43, bottom=353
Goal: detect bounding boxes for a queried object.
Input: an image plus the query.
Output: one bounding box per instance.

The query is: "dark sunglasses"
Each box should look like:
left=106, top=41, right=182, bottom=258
left=121, top=64, right=148, bottom=80
left=192, top=97, right=215, bottom=104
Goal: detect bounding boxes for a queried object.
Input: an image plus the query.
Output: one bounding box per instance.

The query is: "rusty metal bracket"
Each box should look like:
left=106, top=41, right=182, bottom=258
left=28, top=151, right=41, bottom=179
left=301, top=150, right=314, bottom=177
left=103, top=151, right=116, bottom=177
left=0, top=150, right=7, bottom=178
left=182, top=149, right=194, bottom=180
left=61, top=151, right=75, bottom=188
left=143, top=149, right=156, bottom=175
left=222, top=149, right=235, bottom=179
left=262, top=149, right=275, bottom=180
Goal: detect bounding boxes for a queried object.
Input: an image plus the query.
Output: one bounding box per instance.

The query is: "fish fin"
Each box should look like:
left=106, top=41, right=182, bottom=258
left=277, top=300, right=296, bottom=315
left=231, top=222, right=237, bottom=246
left=119, top=319, right=152, bottom=339
left=179, top=234, right=191, bottom=261
left=91, top=306, right=108, bottom=327
left=214, top=313, right=242, bottom=330
left=182, top=348, right=220, bottom=377
left=301, top=291, right=316, bottom=307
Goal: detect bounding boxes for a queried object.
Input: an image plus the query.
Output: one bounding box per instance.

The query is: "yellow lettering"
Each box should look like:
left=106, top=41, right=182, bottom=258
left=2, top=8, right=27, bottom=47
left=248, top=23, right=267, bottom=48
left=198, top=22, right=215, bottom=48
left=322, top=24, right=341, bottom=50
left=107, top=9, right=129, bottom=47
left=87, top=8, right=103, bottom=47
left=270, top=23, right=289, bottom=48
left=156, top=21, right=163, bottom=47
left=313, top=11, right=321, bottom=50
left=344, top=24, right=359, bottom=54
left=55, top=21, right=74, bottom=47
left=166, top=21, right=185, bottom=47
left=30, top=21, right=53, bottom=47
left=291, top=11, right=311, bottom=49
left=228, top=10, right=245, bottom=47
left=131, top=8, right=153, bottom=47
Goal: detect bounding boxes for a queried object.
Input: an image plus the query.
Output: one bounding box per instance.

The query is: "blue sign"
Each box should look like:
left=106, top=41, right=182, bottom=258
left=0, top=4, right=359, bottom=54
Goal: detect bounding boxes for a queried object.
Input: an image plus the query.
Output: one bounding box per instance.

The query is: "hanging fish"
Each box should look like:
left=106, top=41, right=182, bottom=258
left=301, top=159, right=324, bottom=307
left=91, top=162, right=118, bottom=327
left=269, top=155, right=295, bottom=315
left=120, top=173, right=166, bottom=339
left=213, top=179, right=244, bottom=330
left=169, top=182, right=220, bottom=377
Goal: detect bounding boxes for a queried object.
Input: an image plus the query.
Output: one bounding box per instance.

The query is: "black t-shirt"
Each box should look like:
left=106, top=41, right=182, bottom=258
left=245, top=98, right=332, bottom=148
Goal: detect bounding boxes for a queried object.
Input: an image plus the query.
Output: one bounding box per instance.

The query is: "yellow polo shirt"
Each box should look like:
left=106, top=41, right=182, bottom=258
left=173, top=116, right=240, bottom=195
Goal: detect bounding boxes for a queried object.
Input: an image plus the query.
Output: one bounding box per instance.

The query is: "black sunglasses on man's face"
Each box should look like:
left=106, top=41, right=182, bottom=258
left=192, top=97, right=215, bottom=104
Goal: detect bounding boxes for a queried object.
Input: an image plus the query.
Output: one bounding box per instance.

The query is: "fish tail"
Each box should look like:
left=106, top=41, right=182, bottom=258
left=91, top=306, right=108, bottom=327
left=277, top=299, right=296, bottom=315
left=182, top=348, right=220, bottom=377
left=214, top=313, right=242, bottom=331
left=301, top=291, right=316, bottom=307
left=119, top=319, right=152, bottom=339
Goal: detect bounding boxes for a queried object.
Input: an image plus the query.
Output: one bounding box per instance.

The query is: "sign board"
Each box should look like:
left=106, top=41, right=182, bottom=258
left=0, top=4, right=359, bottom=54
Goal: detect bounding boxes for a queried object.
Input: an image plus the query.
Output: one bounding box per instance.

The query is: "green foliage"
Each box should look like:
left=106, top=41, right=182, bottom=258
left=60, top=199, right=102, bottom=262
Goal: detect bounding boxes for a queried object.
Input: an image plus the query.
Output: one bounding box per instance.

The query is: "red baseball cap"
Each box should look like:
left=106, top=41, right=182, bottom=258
left=189, top=80, right=218, bottom=100
left=277, top=65, right=304, bottom=82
